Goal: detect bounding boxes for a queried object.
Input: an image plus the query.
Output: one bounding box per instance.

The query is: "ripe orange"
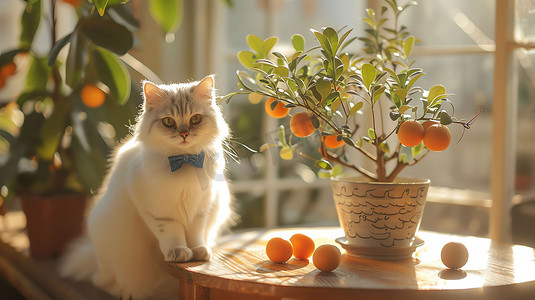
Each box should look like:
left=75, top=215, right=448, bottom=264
left=322, top=135, right=345, bottom=149
left=312, top=244, right=341, bottom=272
left=398, top=120, right=424, bottom=147
left=0, top=63, right=16, bottom=77
left=290, top=112, right=315, bottom=137
left=265, top=97, right=289, bottom=119
left=289, top=233, right=315, bottom=260
left=423, top=124, right=451, bottom=151
left=266, top=237, right=293, bottom=263
left=81, top=84, right=106, bottom=108
left=422, top=120, right=440, bottom=130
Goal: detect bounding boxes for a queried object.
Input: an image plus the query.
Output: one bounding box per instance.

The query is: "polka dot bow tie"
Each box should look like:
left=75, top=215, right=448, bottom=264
left=168, top=151, right=205, bottom=172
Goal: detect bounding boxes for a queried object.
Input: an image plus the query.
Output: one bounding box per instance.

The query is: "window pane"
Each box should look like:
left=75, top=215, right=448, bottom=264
left=515, top=0, right=535, bottom=43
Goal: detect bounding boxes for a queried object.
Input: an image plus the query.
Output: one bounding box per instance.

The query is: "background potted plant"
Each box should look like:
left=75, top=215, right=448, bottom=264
left=223, top=0, right=478, bottom=256
left=0, top=0, right=182, bottom=259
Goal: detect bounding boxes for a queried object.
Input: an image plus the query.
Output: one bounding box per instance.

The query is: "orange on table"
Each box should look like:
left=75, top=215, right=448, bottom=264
left=265, top=97, right=289, bottom=119
left=81, top=84, right=106, bottom=108
left=423, top=124, right=451, bottom=151
left=0, top=62, right=16, bottom=77
left=312, top=244, right=341, bottom=272
left=290, top=112, right=315, bottom=137
left=322, top=135, right=345, bottom=149
left=266, top=237, right=293, bottom=263
left=398, top=120, right=424, bottom=147
left=290, top=233, right=315, bottom=260
left=441, top=242, right=468, bottom=269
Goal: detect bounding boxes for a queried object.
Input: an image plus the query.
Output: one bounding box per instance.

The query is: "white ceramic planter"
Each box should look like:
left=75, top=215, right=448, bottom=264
left=332, top=177, right=430, bottom=248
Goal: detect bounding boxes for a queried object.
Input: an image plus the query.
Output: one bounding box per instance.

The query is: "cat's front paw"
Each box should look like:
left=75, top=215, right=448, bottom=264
left=165, top=247, right=193, bottom=262
left=192, top=245, right=212, bottom=261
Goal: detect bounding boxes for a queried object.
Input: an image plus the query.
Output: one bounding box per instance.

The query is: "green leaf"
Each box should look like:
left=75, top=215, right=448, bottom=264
left=312, top=29, right=332, bottom=55
left=315, top=159, right=333, bottom=170
left=36, top=96, right=72, bottom=160
left=80, top=17, right=133, bottom=55
left=361, top=63, right=376, bottom=90
left=292, top=34, right=305, bottom=52
left=380, top=141, right=390, bottom=154
left=20, top=0, right=41, bottom=50
left=389, top=111, right=401, bottom=121
left=398, top=105, right=411, bottom=114
left=316, top=78, right=331, bottom=100
left=349, top=101, right=363, bottom=116
left=93, top=47, right=131, bottom=105
left=439, top=110, right=452, bottom=125
left=342, top=136, right=357, bottom=147
left=237, top=51, right=256, bottom=69
left=311, top=115, right=320, bottom=128
left=263, top=37, right=278, bottom=56
left=393, top=88, right=407, bottom=104
left=427, top=84, right=446, bottom=104
left=26, top=55, right=51, bottom=90
left=280, top=146, right=293, bottom=160
left=93, top=0, right=109, bottom=16
left=149, top=0, right=183, bottom=34
left=48, top=33, right=73, bottom=67
left=317, top=170, right=331, bottom=179
left=323, top=27, right=338, bottom=53
left=246, top=34, right=264, bottom=55
left=65, top=31, right=88, bottom=88
left=331, top=164, right=343, bottom=178
left=403, top=36, right=416, bottom=57
left=325, top=92, right=340, bottom=105
left=108, top=5, right=141, bottom=31
left=273, top=66, right=289, bottom=77
left=412, top=141, right=424, bottom=156
left=368, top=128, right=376, bottom=140
left=331, top=98, right=341, bottom=112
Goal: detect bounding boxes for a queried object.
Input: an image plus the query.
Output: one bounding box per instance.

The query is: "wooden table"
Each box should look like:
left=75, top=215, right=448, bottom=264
left=167, top=227, right=535, bottom=300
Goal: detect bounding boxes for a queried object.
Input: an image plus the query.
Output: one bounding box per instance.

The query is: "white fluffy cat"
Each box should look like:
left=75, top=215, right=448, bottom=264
left=60, top=76, right=233, bottom=299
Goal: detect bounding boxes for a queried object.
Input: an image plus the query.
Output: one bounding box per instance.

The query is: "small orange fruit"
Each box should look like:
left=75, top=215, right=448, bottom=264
left=265, top=97, right=289, bottom=119
left=81, top=84, right=106, bottom=108
left=0, top=62, right=16, bottom=77
left=312, top=244, right=341, bottom=272
left=422, top=120, right=440, bottom=130
left=322, top=135, right=345, bottom=149
left=423, top=124, right=451, bottom=151
left=441, top=242, right=468, bottom=269
left=290, top=112, right=315, bottom=137
left=266, top=237, right=293, bottom=263
left=398, top=120, right=424, bottom=147
left=290, top=233, right=315, bottom=260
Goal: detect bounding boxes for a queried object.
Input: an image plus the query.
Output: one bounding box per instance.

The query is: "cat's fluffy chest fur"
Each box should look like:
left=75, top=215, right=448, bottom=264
left=60, top=76, right=233, bottom=300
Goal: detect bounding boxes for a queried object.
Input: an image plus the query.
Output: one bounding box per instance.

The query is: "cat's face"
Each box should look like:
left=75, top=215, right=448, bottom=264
left=136, top=76, right=228, bottom=155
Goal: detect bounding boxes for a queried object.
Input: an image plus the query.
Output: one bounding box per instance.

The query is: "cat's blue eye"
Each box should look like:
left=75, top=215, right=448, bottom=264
left=190, top=114, right=202, bottom=125
left=162, top=117, right=175, bottom=127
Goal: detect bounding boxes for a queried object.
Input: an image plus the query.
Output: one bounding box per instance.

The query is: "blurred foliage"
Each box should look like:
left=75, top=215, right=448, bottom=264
left=0, top=0, right=184, bottom=201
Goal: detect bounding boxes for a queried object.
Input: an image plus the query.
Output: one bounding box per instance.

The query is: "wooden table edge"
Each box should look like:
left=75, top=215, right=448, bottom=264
left=167, top=261, right=535, bottom=300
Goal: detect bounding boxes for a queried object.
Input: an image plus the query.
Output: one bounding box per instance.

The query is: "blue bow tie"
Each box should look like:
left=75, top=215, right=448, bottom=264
left=168, top=151, right=205, bottom=172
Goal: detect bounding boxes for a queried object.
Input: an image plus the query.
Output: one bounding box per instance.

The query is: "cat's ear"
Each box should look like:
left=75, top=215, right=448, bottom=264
left=193, top=75, right=215, bottom=101
left=142, top=81, right=164, bottom=110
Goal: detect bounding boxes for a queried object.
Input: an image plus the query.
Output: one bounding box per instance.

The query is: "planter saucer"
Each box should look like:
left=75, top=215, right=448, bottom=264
left=335, top=237, right=424, bottom=260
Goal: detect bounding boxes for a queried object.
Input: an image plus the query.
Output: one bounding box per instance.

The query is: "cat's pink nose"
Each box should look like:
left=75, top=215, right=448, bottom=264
left=179, top=132, right=189, bottom=139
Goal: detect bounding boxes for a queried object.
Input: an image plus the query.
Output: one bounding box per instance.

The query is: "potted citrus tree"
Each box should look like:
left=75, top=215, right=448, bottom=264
left=0, top=0, right=181, bottom=259
left=223, top=0, right=478, bottom=256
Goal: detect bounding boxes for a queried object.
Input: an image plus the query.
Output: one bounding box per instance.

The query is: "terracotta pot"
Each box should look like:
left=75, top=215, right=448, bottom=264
left=331, top=177, right=430, bottom=249
left=20, top=194, right=87, bottom=259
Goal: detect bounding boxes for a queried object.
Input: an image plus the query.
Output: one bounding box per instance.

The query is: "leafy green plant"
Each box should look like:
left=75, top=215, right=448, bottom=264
left=223, top=0, right=478, bottom=182
left=0, top=0, right=183, bottom=200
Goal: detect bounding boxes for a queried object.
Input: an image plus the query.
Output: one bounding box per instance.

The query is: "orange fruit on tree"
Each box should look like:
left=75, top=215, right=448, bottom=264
left=0, top=62, right=16, bottom=77
left=290, top=233, right=315, bottom=260
left=81, top=84, right=106, bottom=108
left=265, top=97, right=289, bottom=119
left=290, top=112, right=315, bottom=137
left=398, top=120, right=424, bottom=147
left=322, top=135, right=345, bottom=149
left=423, top=124, right=451, bottom=151
left=422, top=120, right=440, bottom=130
left=266, top=237, right=293, bottom=263
left=312, top=244, right=341, bottom=272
